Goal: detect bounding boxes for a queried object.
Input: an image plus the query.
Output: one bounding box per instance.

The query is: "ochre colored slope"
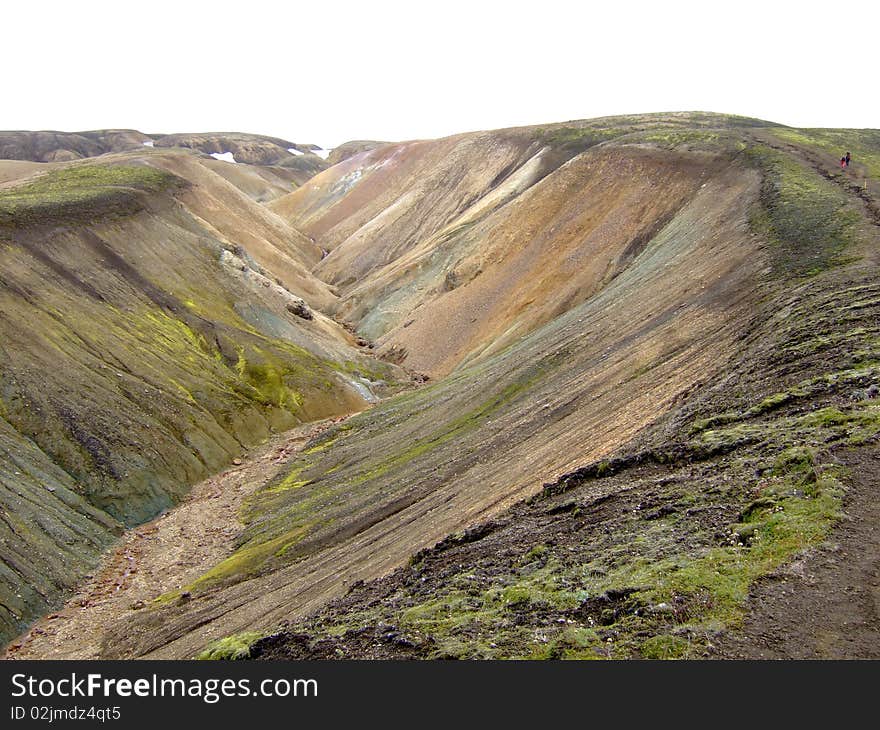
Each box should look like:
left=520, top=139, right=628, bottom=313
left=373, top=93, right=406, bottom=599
left=200, top=158, right=303, bottom=203
left=101, top=153, right=766, bottom=659
left=270, top=117, right=749, bottom=378
left=143, top=151, right=333, bottom=301
left=253, top=128, right=880, bottom=659
left=14, top=113, right=877, bottom=661
left=358, top=146, right=725, bottom=376
left=269, top=130, right=554, bottom=265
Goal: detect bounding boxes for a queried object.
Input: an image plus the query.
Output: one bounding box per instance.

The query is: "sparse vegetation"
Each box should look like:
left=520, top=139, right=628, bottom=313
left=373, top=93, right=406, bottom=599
left=0, top=163, right=181, bottom=226
left=770, top=127, right=880, bottom=180
left=8, top=113, right=880, bottom=660
left=744, top=144, right=861, bottom=277
left=197, top=631, right=265, bottom=660
left=259, top=391, right=851, bottom=659
left=535, top=126, right=621, bottom=155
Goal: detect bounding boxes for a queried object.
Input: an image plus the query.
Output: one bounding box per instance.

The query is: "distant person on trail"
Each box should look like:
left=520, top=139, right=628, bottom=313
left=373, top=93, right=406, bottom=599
left=846, top=151, right=851, bottom=167
left=841, top=155, right=847, bottom=169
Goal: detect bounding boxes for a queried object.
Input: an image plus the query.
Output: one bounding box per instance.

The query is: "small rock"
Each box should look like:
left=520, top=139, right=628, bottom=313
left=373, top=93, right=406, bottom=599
left=232, top=458, right=243, bottom=466
left=643, top=505, right=678, bottom=520
left=732, top=523, right=760, bottom=544
left=286, top=300, right=313, bottom=320
left=130, top=600, right=145, bottom=610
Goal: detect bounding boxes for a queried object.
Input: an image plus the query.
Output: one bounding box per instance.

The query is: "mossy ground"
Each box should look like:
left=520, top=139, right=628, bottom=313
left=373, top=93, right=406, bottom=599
left=0, top=156, right=405, bottom=644
left=744, top=143, right=861, bottom=277
left=0, top=162, right=182, bottom=226
left=179, top=353, right=561, bottom=592
left=534, top=126, right=622, bottom=155
left=14, top=115, right=878, bottom=660
left=532, top=112, right=774, bottom=158
left=251, top=382, right=858, bottom=659
left=770, top=128, right=880, bottom=180
left=196, top=631, right=264, bottom=660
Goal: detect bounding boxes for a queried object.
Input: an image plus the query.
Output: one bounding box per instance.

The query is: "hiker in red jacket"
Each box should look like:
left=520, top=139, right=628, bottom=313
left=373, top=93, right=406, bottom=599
left=841, top=155, right=847, bottom=169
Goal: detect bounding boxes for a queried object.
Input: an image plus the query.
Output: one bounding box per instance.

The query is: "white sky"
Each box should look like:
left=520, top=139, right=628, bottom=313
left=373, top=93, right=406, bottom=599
left=3, top=0, right=877, bottom=148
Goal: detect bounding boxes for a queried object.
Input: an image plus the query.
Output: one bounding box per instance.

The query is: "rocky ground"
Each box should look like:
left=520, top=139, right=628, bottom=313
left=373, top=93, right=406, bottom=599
left=712, top=447, right=880, bottom=659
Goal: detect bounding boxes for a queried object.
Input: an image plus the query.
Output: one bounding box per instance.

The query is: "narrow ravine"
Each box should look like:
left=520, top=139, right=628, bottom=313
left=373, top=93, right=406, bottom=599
left=2, top=417, right=349, bottom=660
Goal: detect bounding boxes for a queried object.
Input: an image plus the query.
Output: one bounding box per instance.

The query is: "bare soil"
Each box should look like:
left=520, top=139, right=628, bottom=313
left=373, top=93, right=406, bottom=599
left=3, top=418, right=346, bottom=660
left=711, top=447, right=880, bottom=659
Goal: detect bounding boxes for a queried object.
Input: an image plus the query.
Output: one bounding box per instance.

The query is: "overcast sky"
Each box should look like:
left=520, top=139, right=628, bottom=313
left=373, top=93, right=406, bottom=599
left=4, top=0, right=876, bottom=148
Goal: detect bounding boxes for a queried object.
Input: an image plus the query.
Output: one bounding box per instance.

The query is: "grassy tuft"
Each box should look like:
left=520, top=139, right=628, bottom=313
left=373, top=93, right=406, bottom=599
left=196, top=631, right=265, bottom=660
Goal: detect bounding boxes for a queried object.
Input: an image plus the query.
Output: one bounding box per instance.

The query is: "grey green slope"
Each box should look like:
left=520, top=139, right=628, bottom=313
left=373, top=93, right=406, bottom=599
left=0, top=155, right=403, bottom=642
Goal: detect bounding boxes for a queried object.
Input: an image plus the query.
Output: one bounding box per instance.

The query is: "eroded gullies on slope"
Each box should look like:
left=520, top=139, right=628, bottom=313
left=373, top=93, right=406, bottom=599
left=5, top=113, right=880, bottom=659
left=179, top=134, right=761, bottom=588
left=98, top=118, right=779, bottom=658
left=250, top=256, right=880, bottom=659
left=192, top=117, right=880, bottom=660
left=0, top=154, right=406, bottom=643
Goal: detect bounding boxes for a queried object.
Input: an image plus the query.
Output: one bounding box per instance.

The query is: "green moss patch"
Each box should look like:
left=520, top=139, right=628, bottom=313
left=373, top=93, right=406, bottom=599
left=535, top=126, right=622, bottom=155
left=771, top=128, right=880, bottom=180
left=745, top=144, right=861, bottom=277
left=197, top=631, right=265, bottom=660
left=0, top=163, right=182, bottom=226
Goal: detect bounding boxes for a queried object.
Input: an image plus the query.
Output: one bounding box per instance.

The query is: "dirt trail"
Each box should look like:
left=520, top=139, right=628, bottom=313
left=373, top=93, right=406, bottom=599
left=2, top=418, right=346, bottom=660
left=749, top=130, right=880, bottom=227
left=713, top=447, right=880, bottom=659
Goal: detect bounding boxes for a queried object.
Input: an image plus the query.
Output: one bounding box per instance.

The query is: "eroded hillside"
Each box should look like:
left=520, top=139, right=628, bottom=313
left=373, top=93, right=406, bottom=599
left=253, top=122, right=880, bottom=659
left=4, top=113, right=879, bottom=660
left=270, top=115, right=768, bottom=377
left=0, top=149, right=405, bottom=642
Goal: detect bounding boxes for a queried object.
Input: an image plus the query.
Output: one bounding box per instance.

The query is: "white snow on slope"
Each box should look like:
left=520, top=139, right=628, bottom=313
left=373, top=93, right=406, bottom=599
left=142, top=140, right=154, bottom=147
left=210, top=151, right=236, bottom=163
left=288, top=147, right=304, bottom=156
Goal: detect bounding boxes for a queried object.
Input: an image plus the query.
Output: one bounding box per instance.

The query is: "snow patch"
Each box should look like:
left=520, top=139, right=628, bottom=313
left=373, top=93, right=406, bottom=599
left=288, top=147, right=304, bottom=156
left=330, top=168, right=362, bottom=196
left=346, top=377, right=379, bottom=403
left=210, top=151, right=236, bottom=163
left=312, top=148, right=332, bottom=160
left=142, top=140, right=154, bottom=147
